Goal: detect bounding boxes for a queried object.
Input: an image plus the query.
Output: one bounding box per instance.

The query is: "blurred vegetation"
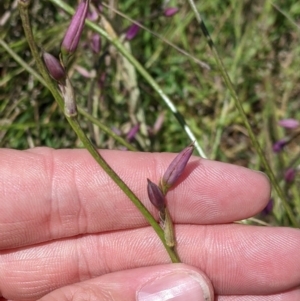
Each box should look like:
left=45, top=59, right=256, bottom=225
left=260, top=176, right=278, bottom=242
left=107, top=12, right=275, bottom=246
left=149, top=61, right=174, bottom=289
left=0, top=0, right=300, bottom=225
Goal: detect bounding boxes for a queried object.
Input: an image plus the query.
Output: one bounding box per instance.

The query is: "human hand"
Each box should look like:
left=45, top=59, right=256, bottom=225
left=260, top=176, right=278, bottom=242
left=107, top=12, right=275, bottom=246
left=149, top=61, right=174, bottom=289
left=0, top=148, right=300, bottom=301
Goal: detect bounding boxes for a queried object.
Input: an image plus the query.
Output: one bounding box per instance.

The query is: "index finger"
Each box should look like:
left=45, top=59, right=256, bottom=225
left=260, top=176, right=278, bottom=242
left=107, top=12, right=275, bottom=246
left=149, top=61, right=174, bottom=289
left=0, top=147, right=270, bottom=249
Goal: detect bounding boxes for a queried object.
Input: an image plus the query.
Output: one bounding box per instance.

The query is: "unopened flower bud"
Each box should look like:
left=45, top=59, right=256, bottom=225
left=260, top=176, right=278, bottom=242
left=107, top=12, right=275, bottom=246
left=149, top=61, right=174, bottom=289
left=61, top=0, right=89, bottom=54
left=43, top=52, right=66, bottom=83
left=127, top=124, right=140, bottom=141
left=91, top=33, right=101, bottom=53
left=161, top=143, right=194, bottom=193
left=147, top=179, right=165, bottom=211
left=278, top=119, right=299, bottom=129
left=152, top=112, right=164, bottom=135
left=262, top=198, right=273, bottom=215
left=284, top=168, right=296, bottom=183
left=272, top=139, right=287, bottom=153
left=125, top=24, right=140, bottom=41
left=163, top=7, right=179, bottom=17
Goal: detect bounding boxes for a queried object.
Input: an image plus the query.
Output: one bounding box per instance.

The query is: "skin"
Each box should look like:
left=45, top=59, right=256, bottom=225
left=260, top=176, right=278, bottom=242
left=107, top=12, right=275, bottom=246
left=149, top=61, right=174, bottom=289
left=0, top=147, right=300, bottom=301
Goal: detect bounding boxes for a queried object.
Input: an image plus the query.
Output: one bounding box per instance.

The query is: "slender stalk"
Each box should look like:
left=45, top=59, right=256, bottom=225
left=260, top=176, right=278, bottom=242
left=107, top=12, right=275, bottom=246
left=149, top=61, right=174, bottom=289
left=18, top=0, right=180, bottom=262
left=0, top=37, right=137, bottom=152
left=49, top=0, right=207, bottom=158
left=187, top=0, right=297, bottom=227
left=271, top=2, right=300, bottom=32
left=78, top=107, right=138, bottom=151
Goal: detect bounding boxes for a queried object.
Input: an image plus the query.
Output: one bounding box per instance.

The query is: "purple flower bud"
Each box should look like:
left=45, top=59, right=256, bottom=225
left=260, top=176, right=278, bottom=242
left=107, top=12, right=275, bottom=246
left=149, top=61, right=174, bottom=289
left=61, top=0, right=89, bottom=54
left=278, top=119, right=299, bottom=129
left=163, top=7, right=179, bottom=17
left=75, top=65, right=95, bottom=78
left=90, top=33, right=101, bottom=53
left=161, top=143, right=194, bottom=193
left=98, top=72, right=106, bottom=89
left=126, top=124, right=140, bottom=141
left=42, top=52, right=66, bottom=82
left=87, top=10, right=97, bottom=21
left=262, top=198, right=273, bottom=215
left=125, top=24, right=140, bottom=41
left=152, top=112, right=165, bottom=135
left=272, top=139, right=287, bottom=153
left=284, top=168, right=296, bottom=183
left=147, top=179, right=165, bottom=211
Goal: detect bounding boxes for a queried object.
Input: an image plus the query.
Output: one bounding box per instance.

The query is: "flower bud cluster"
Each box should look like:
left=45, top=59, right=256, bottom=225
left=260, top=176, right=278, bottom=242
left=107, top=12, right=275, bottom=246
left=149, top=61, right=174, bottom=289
left=42, top=0, right=90, bottom=117
left=146, top=143, right=194, bottom=247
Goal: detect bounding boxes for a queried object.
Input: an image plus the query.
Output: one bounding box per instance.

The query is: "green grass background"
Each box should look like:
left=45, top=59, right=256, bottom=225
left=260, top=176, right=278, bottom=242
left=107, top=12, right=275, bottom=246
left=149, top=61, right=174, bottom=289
left=1, top=0, right=300, bottom=226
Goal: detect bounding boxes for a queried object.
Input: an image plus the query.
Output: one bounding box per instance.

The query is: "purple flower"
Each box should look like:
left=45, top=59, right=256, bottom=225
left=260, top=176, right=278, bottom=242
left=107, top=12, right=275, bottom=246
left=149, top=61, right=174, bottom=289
left=278, top=119, right=299, bottom=129
left=126, top=124, right=140, bottom=142
left=147, top=179, right=165, bottom=211
left=43, top=52, right=66, bottom=83
left=74, top=65, right=94, bottom=78
left=284, top=168, right=296, bottom=183
left=272, top=139, right=287, bottom=153
left=150, top=112, right=164, bottom=136
left=161, top=143, right=194, bottom=193
left=262, top=198, right=273, bottom=215
left=61, top=0, right=90, bottom=54
left=125, top=24, right=140, bottom=41
left=87, top=10, right=97, bottom=21
left=163, top=7, right=179, bottom=17
left=90, top=33, right=101, bottom=53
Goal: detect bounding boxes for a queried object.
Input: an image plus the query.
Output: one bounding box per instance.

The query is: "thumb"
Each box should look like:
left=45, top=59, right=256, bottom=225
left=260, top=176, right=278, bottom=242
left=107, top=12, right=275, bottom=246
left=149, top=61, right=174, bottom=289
left=38, top=264, right=214, bottom=301
left=136, top=264, right=214, bottom=301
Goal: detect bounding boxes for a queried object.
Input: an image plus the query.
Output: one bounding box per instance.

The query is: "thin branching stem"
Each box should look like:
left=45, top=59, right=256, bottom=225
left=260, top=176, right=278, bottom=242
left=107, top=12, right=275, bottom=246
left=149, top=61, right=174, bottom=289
left=49, top=0, right=207, bottom=158
left=0, top=38, right=137, bottom=151
left=18, top=0, right=180, bottom=262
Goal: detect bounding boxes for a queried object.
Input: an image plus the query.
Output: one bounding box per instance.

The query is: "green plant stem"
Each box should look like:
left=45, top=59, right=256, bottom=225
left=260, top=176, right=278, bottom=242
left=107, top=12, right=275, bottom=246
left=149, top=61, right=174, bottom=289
left=187, top=0, right=298, bottom=227
left=49, top=0, right=207, bottom=158
left=77, top=107, right=137, bottom=151
left=18, top=0, right=180, bottom=263
left=0, top=37, right=137, bottom=152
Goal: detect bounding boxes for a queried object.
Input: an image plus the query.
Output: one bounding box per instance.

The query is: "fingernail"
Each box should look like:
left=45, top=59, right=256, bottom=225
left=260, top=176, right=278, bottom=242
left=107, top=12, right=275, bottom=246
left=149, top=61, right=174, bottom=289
left=137, top=271, right=213, bottom=301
